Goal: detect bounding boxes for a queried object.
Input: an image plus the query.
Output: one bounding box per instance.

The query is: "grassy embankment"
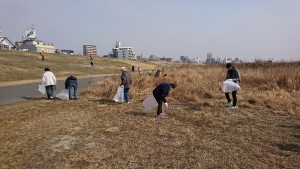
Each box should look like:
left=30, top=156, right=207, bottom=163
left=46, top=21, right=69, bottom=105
left=0, top=53, right=299, bottom=168
left=0, top=50, right=164, bottom=86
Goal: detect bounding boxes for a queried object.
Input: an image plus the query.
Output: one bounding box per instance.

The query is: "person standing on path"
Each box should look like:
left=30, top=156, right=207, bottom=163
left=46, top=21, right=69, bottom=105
left=224, top=63, right=240, bottom=109
left=120, top=67, right=132, bottom=103
left=42, top=68, right=56, bottom=100
left=65, top=75, right=78, bottom=100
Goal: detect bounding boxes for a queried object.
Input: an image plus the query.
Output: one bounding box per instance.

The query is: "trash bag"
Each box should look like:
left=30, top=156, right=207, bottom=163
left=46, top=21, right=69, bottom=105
left=113, top=85, right=124, bottom=102
left=222, top=79, right=241, bottom=93
left=143, top=94, right=158, bottom=113
left=56, top=89, right=69, bottom=100
left=38, top=84, right=46, bottom=95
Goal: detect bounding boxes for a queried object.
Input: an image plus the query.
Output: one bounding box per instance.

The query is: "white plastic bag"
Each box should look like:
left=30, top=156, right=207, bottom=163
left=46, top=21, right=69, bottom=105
left=143, top=94, right=158, bottom=113
left=38, top=84, right=46, bottom=95
left=222, top=79, right=241, bottom=93
left=113, top=85, right=124, bottom=102
left=56, top=89, right=69, bottom=100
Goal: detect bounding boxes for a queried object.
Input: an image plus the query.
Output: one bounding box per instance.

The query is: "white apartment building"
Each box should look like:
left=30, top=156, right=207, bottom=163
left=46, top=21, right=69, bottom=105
left=111, top=41, right=136, bottom=59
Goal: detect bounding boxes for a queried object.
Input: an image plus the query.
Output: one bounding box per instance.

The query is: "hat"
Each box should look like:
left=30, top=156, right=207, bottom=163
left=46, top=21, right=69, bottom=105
left=121, top=67, right=126, bottom=71
left=226, top=63, right=232, bottom=69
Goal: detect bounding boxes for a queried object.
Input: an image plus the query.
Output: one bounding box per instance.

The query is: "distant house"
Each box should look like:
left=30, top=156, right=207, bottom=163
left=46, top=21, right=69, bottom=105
left=0, top=37, right=11, bottom=50
left=0, top=28, right=15, bottom=50
left=56, top=49, right=74, bottom=55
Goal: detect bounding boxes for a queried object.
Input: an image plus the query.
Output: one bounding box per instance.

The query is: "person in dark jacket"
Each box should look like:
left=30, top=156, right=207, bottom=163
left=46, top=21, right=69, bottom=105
left=65, top=75, right=78, bottom=100
left=121, top=67, right=132, bottom=103
left=153, top=82, right=177, bottom=117
left=224, top=63, right=240, bottom=109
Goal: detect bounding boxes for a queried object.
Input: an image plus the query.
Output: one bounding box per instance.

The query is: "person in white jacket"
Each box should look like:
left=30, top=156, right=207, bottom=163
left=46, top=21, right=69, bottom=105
left=42, top=68, right=57, bottom=99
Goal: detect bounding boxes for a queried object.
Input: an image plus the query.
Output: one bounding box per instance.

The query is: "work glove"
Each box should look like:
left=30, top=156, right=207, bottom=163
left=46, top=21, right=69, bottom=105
left=164, top=102, right=168, bottom=108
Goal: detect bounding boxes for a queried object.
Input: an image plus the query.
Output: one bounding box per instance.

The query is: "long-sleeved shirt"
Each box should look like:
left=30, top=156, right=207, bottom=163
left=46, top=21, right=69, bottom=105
left=225, top=67, right=240, bottom=84
left=152, top=83, right=171, bottom=103
left=121, top=71, right=132, bottom=89
left=42, top=71, right=56, bottom=86
left=65, top=76, right=77, bottom=89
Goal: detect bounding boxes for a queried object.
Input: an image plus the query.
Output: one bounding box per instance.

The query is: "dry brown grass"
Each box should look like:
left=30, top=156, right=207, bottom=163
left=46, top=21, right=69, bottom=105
left=0, top=62, right=299, bottom=168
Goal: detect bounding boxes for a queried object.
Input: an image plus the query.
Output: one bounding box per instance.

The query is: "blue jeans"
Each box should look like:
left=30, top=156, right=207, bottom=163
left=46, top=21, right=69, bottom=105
left=124, top=88, right=129, bottom=102
left=45, top=85, right=55, bottom=99
left=68, top=83, right=78, bottom=100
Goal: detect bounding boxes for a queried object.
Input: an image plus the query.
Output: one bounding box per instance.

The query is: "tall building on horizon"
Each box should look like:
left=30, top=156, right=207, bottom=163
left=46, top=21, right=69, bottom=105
left=207, top=52, right=213, bottom=60
left=83, top=45, right=97, bottom=56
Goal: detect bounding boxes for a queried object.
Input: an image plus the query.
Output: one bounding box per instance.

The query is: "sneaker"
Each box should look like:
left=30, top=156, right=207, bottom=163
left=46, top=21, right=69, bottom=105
left=127, top=101, right=130, bottom=104
left=229, top=106, right=237, bottom=109
left=50, top=96, right=54, bottom=100
left=224, top=102, right=231, bottom=107
left=157, top=113, right=166, bottom=118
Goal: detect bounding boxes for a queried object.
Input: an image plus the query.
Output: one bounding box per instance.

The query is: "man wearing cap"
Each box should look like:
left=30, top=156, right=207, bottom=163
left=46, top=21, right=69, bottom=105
left=224, top=63, right=240, bottom=109
left=120, top=67, right=132, bottom=103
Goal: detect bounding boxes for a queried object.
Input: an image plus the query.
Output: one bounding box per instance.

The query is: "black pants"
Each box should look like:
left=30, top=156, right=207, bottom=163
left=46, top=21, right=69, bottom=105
left=225, top=90, right=237, bottom=106
left=154, top=95, right=163, bottom=116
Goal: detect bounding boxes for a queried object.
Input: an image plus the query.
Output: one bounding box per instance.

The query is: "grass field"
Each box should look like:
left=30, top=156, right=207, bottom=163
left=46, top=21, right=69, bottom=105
left=0, top=51, right=299, bottom=168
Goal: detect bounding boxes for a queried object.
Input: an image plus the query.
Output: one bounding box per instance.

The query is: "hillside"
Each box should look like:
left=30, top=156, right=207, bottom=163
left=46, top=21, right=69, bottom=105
left=0, top=50, right=165, bottom=86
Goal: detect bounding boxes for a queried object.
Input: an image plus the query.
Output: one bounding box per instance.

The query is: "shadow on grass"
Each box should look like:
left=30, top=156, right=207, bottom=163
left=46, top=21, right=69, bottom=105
left=278, top=124, right=300, bottom=129
left=89, top=99, right=121, bottom=105
left=272, top=143, right=300, bottom=152
left=171, top=102, right=213, bottom=111
left=21, top=96, right=45, bottom=100
left=127, top=111, right=148, bottom=116
left=291, top=135, right=300, bottom=139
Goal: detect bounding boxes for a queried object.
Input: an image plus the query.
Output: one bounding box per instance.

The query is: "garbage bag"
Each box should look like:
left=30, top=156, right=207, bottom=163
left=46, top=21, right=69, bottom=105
left=113, top=85, right=124, bottom=102
left=222, top=79, right=241, bottom=93
left=38, top=84, right=46, bottom=95
left=56, top=89, right=69, bottom=100
left=143, top=94, right=158, bottom=113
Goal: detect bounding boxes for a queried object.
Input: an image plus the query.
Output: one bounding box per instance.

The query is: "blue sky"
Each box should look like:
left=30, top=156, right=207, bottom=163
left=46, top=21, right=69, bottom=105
left=1, top=0, right=299, bottom=61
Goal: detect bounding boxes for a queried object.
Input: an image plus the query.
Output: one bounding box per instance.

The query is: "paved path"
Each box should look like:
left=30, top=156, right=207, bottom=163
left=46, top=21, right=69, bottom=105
left=0, top=75, right=118, bottom=105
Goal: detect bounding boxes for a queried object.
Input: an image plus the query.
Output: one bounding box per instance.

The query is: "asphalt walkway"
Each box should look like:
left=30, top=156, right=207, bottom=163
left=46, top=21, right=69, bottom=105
left=0, top=75, right=118, bottom=105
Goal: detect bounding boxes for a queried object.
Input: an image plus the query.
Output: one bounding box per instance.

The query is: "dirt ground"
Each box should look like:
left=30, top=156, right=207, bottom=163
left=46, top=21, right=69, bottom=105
left=0, top=95, right=299, bottom=169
